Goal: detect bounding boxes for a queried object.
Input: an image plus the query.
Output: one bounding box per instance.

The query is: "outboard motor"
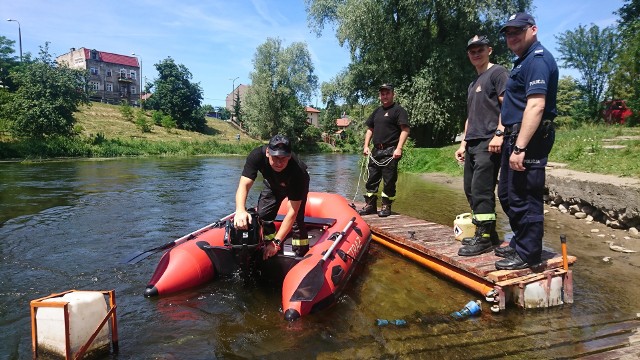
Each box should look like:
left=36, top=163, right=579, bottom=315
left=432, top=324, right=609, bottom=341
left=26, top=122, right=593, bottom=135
left=225, top=209, right=263, bottom=275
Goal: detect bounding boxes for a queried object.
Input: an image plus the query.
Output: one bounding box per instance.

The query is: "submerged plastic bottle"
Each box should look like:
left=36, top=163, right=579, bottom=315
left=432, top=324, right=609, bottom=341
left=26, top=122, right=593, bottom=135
left=375, top=319, right=407, bottom=327
left=450, top=300, right=482, bottom=319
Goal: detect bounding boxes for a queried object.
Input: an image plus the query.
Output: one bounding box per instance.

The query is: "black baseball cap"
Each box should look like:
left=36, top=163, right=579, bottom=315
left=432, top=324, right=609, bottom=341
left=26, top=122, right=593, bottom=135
left=466, top=35, right=490, bottom=50
left=379, top=83, right=394, bottom=91
left=500, top=13, right=536, bottom=33
left=268, top=134, right=291, bottom=156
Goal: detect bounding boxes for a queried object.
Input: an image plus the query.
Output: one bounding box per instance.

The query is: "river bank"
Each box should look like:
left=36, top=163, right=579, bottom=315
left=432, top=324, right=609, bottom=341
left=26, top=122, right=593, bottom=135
left=419, top=166, right=640, bottom=244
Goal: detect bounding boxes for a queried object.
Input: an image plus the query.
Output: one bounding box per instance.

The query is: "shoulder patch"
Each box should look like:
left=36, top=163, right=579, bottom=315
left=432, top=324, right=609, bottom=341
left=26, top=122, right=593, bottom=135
left=534, top=49, right=544, bottom=57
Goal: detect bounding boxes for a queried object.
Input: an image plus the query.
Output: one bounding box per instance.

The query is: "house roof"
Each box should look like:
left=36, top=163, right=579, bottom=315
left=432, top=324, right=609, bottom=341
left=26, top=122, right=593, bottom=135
left=336, top=117, right=351, bottom=127
left=83, top=48, right=139, bottom=67
left=305, top=106, right=320, bottom=113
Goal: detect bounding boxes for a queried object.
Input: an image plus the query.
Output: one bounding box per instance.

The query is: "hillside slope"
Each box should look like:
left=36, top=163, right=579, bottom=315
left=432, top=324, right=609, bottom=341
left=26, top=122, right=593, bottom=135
left=74, top=102, right=256, bottom=144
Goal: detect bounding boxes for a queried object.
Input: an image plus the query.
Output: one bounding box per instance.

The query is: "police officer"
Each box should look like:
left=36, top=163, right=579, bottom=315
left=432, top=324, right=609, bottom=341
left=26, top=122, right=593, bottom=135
left=234, top=134, right=310, bottom=259
left=455, top=35, right=509, bottom=256
left=495, top=13, right=558, bottom=270
left=357, top=83, right=410, bottom=217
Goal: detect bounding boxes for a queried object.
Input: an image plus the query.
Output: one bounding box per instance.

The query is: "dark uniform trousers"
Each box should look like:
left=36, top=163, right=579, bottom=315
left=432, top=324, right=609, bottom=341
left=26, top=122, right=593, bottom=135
left=464, top=138, right=501, bottom=216
left=257, top=178, right=309, bottom=243
left=498, top=122, right=555, bottom=264
left=365, top=145, right=400, bottom=198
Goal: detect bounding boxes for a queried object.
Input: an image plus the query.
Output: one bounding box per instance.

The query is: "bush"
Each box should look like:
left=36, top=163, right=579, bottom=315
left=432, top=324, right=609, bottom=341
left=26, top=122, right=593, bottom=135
left=152, top=110, right=163, bottom=126
left=161, top=115, right=176, bottom=130
left=120, top=101, right=134, bottom=122
left=135, top=111, right=152, bottom=133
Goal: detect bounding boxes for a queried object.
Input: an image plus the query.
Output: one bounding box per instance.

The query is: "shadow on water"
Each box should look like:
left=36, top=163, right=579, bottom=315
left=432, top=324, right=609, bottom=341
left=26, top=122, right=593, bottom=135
left=1, top=155, right=639, bottom=359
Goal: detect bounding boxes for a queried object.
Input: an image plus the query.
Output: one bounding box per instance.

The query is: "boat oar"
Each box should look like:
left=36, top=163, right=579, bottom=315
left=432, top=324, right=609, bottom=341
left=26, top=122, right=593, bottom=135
left=290, top=216, right=356, bottom=302
left=122, top=212, right=235, bottom=264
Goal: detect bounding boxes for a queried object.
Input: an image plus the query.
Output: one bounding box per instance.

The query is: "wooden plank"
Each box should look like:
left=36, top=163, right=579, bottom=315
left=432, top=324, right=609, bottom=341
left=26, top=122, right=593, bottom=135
left=363, top=209, right=577, bottom=285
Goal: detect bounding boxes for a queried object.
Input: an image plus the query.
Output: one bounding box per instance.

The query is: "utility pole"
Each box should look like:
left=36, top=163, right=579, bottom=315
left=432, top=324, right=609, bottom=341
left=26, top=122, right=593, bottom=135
left=6, top=19, right=22, bottom=62
left=229, top=77, right=239, bottom=120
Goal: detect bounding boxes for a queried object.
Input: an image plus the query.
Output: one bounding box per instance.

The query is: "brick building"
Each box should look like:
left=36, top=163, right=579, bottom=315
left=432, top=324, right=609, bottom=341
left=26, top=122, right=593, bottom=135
left=56, top=48, right=141, bottom=105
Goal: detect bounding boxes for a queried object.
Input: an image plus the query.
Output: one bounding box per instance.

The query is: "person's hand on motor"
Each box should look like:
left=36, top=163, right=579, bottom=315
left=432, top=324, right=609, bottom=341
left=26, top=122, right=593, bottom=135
left=233, top=209, right=251, bottom=230
left=263, top=240, right=280, bottom=259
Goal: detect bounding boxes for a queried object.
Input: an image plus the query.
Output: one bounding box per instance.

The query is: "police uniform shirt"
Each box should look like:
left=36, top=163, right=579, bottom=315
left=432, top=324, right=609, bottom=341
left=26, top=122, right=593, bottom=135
left=466, top=64, right=509, bottom=140
left=365, top=103, right=410, bottom=146
left=241, top=146, right=309, bottom=201
left=501, top=41, right=559, bottom=126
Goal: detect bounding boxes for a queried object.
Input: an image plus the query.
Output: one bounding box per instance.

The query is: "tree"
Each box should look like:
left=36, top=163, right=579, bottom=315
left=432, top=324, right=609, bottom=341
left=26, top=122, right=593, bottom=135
left=556, top=25, right=618, bottom=121
left=0, top=36, right=20, bottom=91
left=215, top=106, right=230, bottom=120
left=4, top=43, right=89, bottom=138
left=306, top=0, right=528, bottom=146
left=243, top=38, right=318, bottom=140
left=147, top=57, right=205, bottom=132
left=556, top=76, right=585, bottom=117
left=233, top=91, right=242, bottom=127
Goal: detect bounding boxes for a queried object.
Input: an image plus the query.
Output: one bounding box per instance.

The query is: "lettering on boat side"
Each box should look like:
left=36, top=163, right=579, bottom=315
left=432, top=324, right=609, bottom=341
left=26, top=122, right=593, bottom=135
left=347, top=236, right=363, bottom=260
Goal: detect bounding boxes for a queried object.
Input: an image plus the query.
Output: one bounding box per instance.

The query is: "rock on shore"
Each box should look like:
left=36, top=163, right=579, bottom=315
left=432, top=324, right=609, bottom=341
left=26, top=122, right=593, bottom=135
left=545, top=163, right=640, bottom=238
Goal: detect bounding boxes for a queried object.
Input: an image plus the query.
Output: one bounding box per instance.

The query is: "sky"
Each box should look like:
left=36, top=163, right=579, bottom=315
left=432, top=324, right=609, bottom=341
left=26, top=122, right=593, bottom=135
left=0, top=0, right=625, bottom=108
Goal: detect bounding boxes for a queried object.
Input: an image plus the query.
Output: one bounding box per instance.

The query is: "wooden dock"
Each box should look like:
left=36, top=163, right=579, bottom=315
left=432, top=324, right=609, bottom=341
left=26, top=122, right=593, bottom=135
left=360, top=210, right=576, bottom=310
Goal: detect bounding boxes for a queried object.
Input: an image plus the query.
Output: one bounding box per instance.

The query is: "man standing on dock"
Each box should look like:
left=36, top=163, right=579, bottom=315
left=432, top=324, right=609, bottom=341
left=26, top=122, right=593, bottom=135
left=234, top=134, right=310, bottom=258
left=455, top=35, right=509, bottom=257
left=357, top=83, right=410, bottom=217
left=495, top=13, right=558, bottom=270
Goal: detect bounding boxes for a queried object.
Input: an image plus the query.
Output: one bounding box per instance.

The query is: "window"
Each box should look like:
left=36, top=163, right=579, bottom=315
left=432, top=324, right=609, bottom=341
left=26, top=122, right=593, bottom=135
left=120, top=69, right=127, bottom=78
left=131, top=86, right=136, bottom=95
left=90, top=82, right=99, bottom=91
left=106, top=69, right=112, bottom=77
left=129, top=70, right=136, bottom=80
left=90, top=50, right=99, bottom=60
left=90, top=67, right=99, bottom=75
left=106, top=83, right=113, bottom=92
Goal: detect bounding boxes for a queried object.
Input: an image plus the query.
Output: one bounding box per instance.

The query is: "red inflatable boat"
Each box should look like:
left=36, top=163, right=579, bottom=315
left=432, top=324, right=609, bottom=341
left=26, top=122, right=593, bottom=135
left=143, top=192, right=372, bottom=320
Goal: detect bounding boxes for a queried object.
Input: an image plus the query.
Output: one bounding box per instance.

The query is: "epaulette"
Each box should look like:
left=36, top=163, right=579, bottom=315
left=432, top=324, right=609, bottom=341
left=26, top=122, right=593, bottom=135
left=534, top=49, right=544, bottom=57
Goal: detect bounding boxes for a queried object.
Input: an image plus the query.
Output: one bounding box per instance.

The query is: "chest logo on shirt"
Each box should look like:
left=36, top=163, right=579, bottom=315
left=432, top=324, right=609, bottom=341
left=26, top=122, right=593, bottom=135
left=384, top=112, right=389, bottom=117
left=475, top=85, right=482, bottom=93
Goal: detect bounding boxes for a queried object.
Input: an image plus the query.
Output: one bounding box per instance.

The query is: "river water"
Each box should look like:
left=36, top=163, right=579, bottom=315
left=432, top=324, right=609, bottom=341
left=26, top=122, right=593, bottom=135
left=1, top=154, right=639, bottom=359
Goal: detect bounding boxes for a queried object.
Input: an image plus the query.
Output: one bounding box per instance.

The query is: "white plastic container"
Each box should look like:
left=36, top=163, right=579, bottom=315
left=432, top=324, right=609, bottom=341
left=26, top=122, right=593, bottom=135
left=453, top=213, right=475, bottom=241
left=35, top=291, right=110, bottom=358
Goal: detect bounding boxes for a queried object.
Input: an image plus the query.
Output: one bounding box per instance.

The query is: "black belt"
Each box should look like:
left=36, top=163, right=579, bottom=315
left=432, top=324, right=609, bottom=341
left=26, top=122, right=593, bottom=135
left=504, top=120, right=554, bottom=136
left=374, top=143, right=396, bottom=149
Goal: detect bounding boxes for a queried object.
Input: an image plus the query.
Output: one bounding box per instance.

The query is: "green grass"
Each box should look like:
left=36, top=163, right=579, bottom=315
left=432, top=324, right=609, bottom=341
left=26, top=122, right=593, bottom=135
left=0, top=102, right=262, bottom=160
left=401, top=124, right=640, bottom=179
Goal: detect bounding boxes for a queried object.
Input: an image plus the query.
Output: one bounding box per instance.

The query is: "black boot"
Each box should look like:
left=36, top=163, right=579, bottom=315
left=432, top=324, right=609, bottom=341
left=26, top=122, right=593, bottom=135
left=462, top=219, right=501, bottom=246
left=358, top=195, right=377, bottom=216
left=494, top=245, right=517, bottom=258
left=378, top=198, right=392, bottom=217
left=458, top=220, right=496, bottom=256
left=495, top=251, right=529, bottom=270
left=292, top=240, right=309, bottom=257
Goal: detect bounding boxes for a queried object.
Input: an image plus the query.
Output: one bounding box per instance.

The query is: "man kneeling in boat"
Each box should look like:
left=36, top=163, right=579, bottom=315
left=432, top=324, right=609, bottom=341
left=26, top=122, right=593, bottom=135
left=234, top=134, right=310, bottom=259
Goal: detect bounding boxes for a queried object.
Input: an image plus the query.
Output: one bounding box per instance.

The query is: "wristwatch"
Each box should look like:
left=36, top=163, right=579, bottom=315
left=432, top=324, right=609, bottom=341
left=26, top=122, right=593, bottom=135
left=513, top=145, right=527, bottom=155
left=494, top=129, right=504, bottom=137
left=273, top=239, right=281, bottom=249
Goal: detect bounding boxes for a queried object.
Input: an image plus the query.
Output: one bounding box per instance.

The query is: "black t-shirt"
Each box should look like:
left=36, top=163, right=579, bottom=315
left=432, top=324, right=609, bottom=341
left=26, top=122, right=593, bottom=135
left=365, top=103, right=410, bottom=146
left=465, top=64, right=509, bottom=140
left=241, top=145, right=309, bottom=201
